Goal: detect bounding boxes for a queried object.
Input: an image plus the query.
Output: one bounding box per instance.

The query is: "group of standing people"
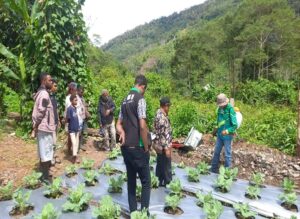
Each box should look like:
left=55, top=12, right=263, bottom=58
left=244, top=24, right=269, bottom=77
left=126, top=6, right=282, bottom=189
left=31, top=73, right=237, bottom=216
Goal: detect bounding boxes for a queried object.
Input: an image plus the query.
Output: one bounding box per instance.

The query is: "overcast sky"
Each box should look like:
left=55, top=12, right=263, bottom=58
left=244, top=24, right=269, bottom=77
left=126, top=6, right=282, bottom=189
left=82, top=0, right=206, bottom=45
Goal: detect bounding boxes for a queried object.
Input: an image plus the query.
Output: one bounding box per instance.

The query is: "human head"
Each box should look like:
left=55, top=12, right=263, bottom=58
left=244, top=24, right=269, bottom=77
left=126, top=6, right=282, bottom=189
left=39, top=72, right=52, bottom=90
left=134, top=75, right=147, bottom=95
left=160, top=97, right=171, bottom=114
left=70, top=94, right=78, bottom=106
left=50, top=79, right=58, bottom=93
left=68, top=82, right=77, bottom=95
left=217, top=93, right=229, bottom=108
left=101, top=89, right=109, bottom=97
left=77, top=86, right=84, bottom=97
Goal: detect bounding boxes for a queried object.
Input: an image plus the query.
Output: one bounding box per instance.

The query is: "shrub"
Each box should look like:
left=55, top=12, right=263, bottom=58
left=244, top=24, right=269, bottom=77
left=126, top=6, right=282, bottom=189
left=23, top=171, right=42, bottom=189
left=62, top=184, right=92, bottom=213
left=34, top=203, right=60, bottom=219
left=43, top=177, right=63, bottom=199
left=92, top=195, right=121, bottom=219
left=0, top=181, right=14, bottom=201
left=108, top=175, right=124, bottom=193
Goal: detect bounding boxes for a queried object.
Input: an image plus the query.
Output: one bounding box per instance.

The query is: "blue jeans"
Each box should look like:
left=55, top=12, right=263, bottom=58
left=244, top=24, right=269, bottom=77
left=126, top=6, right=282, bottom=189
left=211, top=136, right=233, bottom=173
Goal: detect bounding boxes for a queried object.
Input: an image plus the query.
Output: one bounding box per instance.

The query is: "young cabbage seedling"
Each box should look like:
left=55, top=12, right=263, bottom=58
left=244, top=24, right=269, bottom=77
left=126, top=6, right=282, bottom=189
left=108, top=175, right=124, bottom=193
left=196, top=161, right=211, bottom=175
left=92, top=195, right=121, bottom=219
left=177, top=161, right=186, bottom=169
left=131, top=209, right=156, bottom=219
left=81, top=158, right=95, bottom=170
left=196, top=191, right=214, bottom=207
left=9, top=190, right=33, bottom=216
left=233, top=202, right=256, bottom=219
left=136, top=184, right=142, bottom=202
left=62, top=184, right=92, bottom=213
left=279, top=192, right=298, bottom=211
left=245, top=185, right=261, bottom=200
left=43, top=177, right=63, bottom=199
left=221, top=166, right=238, bottom=180
left=167, top=179, right=183, bottom=198
left=187, top=167, right=200, bottom=182
left=215, top=174, right=233, bottom=193
left=34, top=203, right=60, bottom=219
left=121, top=172, right=127, bottom=182
left=250, top=172, right=265, bottom=187
left=0, top=181, right=14, bottom=201
left=99, top=163, right=117, bottom=176
left=84, top=170, right=99, bottom=186
left=151, top=172, right=159, bottom=188
left=108, top=148, right=120, bottom=160
left=203, top=199, right=223, bottom=219
left=23, top=171, right=42, bottom=189
left=150, top=155, right=156, bottom=165
left=165, top=194, right=182, bottom=215
left=282, top=178, right=295, bottom=194
left=65, top=164, right=78, bottom=177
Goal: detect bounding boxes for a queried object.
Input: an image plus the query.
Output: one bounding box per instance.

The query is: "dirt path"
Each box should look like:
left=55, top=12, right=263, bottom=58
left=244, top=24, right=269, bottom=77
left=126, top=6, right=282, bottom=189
left=0, top=131, right=107, bottom=187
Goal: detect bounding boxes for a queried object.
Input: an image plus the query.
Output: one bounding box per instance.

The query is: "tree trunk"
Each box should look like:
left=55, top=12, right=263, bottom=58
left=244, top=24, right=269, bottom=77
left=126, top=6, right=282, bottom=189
left=297, top=89, right=300, bottom=157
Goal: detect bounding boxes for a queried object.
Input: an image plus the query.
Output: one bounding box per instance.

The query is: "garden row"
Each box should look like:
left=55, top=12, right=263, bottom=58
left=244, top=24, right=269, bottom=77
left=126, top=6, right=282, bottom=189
left=0, top=148, right=299, bottom=218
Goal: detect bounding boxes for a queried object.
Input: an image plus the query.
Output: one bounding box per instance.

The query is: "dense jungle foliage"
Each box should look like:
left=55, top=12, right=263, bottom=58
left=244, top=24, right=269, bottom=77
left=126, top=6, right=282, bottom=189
left=1, top=0, right=300, bottom=155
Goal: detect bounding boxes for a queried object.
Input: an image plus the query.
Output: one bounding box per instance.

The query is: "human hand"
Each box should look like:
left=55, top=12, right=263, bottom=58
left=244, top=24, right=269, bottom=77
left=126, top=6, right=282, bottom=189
left=165, top=147, right=172, bottom=158
left=119, top=131, right=125, bottom=145
left=30, top=129, right=36, bottom=139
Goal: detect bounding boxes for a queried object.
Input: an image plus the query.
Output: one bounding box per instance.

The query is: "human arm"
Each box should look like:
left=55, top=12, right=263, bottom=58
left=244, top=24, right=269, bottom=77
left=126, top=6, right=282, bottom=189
left=116, top=109, right=125, bottom=145
left=97, top=98, right=102, bottom=127
left=224, top=107, right=238, bottom=135
left=32, top=91, right=49, bottom=130
left=138, top=98, right=149, bottom=151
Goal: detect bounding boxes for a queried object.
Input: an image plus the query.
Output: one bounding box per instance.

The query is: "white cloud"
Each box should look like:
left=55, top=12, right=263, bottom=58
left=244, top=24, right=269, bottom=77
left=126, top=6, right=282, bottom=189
left=82, top=0, right=206, bottom=44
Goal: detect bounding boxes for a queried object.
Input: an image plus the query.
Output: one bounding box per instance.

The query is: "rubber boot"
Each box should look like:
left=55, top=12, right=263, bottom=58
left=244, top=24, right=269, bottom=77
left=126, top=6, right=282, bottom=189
left=40, top=161, right=52, bottom=185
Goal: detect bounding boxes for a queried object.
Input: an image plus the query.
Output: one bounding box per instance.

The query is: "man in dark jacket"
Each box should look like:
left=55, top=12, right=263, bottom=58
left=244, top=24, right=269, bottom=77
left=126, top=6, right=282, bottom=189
left=116, top=75, right=151, bottom=214
left=97, top=89, right=116, bottom=151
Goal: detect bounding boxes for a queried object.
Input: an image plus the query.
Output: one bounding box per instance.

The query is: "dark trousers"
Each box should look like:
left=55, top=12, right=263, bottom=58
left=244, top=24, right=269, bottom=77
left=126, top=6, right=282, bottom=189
left=121, top=146, right=151, bottom=213
left=156, top=152, right=172, bottom=186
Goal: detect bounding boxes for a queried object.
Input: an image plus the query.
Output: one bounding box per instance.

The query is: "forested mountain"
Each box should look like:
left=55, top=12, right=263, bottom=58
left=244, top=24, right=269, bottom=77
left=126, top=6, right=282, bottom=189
left=102, top=0, right=241, bottom=61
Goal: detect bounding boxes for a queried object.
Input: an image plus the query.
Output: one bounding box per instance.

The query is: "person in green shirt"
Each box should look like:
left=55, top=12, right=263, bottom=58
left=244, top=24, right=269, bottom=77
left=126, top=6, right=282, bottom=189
left=211, top=93, right=238, bottom=173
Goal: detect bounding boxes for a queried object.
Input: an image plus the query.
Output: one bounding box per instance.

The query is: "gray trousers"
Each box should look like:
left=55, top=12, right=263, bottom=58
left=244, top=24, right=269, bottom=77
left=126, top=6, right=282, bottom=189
left=103, top=120, right=116, bottom=150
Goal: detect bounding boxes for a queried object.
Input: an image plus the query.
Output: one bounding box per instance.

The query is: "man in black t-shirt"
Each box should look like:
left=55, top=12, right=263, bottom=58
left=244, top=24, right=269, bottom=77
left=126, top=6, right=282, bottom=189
left=116, top=75, right=151, bottom=214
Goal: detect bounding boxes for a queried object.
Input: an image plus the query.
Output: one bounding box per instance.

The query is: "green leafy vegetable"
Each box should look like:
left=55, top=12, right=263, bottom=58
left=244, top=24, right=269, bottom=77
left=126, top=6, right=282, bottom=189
left=23, top=171, right=42, bottom=189
left=177, top=161, right=185, bottom=169
left=34, top=203, right=60, bottom=219
left=83, top=170, right=99, bottom=186
left=245, top=185, right=260, bottom=200
left=196, top=191, right=214, bottom=207
left=62, top=184, right=92, bottom=213
left=250, top=172, right=265, bottom=187
left=0, top=181, right=14, bottom=201
left=108, top=148, right=120, bottom=160
left=151, top=172, right=159, bottom=188
left=92, top=195, right=121, bottom=219
left=150, top=155, right=156, bottom=165
left=108, top=175, right=124, bottom=193
left=65, top=164, right=78, bottom=177
left=165, top=194, right=181, bottom=212
left=203, top=199, right=223, bottom=219
left=234, top=203, right=256, bottom=219
left=10, top=190, right=33, bottom=215
left=131, top=209, right=156, bottom=219
left=279, top=192, right=297, bottom=208
left=196, top=161, right=211, bottom=175
left=43, top=177, right=63, bottom=199
left=167, top=179, right=183, bottom=198
left=81, top=158, right=95, bottom=170
left=282, top=178, right=295, bottom=193
left=186, top=167, right=200, bottom=182
left=99, top=163, right=117, bottom=176
left=136, top=184, right=142, bottom=201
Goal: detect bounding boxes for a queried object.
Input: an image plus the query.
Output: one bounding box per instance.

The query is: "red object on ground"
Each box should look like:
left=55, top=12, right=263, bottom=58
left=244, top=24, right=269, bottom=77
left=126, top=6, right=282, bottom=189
left=171, top=142, right=185, bottom=149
